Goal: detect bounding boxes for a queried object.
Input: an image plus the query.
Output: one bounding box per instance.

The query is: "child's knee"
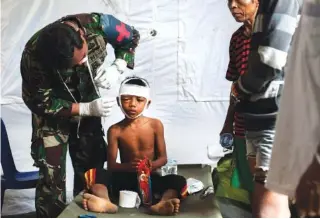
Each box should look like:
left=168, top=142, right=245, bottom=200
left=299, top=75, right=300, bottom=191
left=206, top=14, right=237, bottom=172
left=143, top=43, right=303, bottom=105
left=174, top=175, right=188, bottom=198
left=177, top=175, right=187, bottom=185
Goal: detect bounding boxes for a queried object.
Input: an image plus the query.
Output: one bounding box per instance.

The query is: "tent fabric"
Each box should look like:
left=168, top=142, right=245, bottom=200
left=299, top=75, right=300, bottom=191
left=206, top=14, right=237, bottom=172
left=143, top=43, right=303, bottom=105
left=1, top=0, right=240, bottom=215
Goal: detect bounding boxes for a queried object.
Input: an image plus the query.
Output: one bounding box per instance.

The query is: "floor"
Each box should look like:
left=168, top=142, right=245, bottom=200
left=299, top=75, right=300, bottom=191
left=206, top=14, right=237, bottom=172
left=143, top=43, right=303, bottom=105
left=2, top=211, right=37, bottom=218
left=58, top=165, right=223, bottom=218
left=2, top=165, right=254, bottom=218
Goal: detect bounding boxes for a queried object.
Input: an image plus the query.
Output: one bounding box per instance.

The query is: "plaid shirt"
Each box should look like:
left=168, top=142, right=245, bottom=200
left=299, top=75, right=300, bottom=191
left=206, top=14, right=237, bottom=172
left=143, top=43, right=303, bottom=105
left=226, top=25, right=250, bottom=137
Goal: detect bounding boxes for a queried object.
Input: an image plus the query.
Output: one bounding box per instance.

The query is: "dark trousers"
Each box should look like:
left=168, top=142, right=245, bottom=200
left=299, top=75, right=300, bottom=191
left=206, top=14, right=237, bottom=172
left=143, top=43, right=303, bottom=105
left=69, top=125, right=107, bottom=197
left=93, top=169, right=187, bottom=203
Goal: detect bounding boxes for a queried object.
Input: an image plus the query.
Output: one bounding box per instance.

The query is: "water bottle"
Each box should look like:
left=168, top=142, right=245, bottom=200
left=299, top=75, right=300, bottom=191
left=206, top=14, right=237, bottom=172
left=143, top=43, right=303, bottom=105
left=220, top=133, right=233, bottom=149
left=161, top=159, right=178, bottom=176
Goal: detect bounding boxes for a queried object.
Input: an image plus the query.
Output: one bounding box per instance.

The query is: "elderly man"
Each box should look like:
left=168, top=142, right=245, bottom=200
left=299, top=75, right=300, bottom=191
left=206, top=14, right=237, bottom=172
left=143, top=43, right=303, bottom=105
left=230, top=0, right=302, bottom=217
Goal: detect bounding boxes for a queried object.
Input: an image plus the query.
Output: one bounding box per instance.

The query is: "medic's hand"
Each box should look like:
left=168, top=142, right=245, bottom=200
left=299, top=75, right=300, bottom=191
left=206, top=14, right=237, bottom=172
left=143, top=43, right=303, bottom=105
left=79, top=98, right=116, bottom=117
left=94, top=59, right=127, bottom=89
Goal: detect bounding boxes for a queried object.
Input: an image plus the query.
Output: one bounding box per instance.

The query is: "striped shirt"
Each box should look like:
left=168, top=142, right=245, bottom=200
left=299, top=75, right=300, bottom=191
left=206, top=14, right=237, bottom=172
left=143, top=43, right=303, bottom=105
left=226, top=25, right=250, bottom=137
left=232, top=0, right=302, bottom=132
left=238, top=0, right=302, bottom=95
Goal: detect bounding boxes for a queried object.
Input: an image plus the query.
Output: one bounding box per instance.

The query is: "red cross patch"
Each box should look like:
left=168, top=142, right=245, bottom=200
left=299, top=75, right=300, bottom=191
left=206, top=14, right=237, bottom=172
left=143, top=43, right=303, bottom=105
left=115, top=22, right=130, bottom=42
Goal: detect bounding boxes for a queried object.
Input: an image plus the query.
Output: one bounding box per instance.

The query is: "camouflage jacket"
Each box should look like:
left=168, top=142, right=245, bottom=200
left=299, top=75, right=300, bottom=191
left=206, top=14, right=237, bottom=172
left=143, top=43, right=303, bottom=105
left=21, top=13, right=139, bottom=139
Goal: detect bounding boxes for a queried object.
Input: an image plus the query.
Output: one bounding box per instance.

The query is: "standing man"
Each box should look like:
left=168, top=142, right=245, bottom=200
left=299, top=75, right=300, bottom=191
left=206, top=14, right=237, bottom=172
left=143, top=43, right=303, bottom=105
left=220, top=0, right=259, bottom=196
left=20, top=13, right=140, bottom=217
left=230, top=0, right=302, bottom=217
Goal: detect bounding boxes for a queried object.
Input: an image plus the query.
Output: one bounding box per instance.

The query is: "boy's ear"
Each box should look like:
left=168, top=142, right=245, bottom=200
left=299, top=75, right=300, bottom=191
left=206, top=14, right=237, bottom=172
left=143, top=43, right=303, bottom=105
left=116, top=97, right=120, bottom=106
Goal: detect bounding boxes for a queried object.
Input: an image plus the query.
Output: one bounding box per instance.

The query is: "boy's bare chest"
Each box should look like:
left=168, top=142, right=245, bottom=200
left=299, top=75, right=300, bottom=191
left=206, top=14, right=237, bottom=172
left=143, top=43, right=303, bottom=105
left=118, top=126, right=155, bottom=149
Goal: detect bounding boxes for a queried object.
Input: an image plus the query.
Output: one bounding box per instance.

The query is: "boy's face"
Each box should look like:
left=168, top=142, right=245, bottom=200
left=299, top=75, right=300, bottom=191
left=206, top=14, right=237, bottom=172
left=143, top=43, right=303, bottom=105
left=120, top=95, right=149, bottom=119
left=227, top=0, right=258, bottom=23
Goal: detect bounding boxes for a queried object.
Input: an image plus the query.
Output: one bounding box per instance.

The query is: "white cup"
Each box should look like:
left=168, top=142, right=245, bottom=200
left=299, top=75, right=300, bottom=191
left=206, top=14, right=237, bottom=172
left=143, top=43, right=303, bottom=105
left=119, top=190, right=140, bottom=208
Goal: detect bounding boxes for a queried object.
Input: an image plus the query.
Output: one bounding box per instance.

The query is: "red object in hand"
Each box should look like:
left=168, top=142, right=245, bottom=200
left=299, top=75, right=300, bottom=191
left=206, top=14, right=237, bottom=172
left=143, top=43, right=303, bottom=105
left=137, top=158, right=152, bottom=206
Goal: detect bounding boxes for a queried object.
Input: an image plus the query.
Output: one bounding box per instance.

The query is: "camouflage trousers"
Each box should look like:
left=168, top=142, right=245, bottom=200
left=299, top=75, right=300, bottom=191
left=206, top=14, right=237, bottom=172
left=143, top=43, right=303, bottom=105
left=31, top=127, right=107, bottom=218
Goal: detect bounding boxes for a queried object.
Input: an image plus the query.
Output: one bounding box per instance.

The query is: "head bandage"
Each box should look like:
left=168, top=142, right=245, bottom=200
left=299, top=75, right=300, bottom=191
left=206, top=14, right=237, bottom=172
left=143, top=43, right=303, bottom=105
left=118, top=78, right=150, bottom=119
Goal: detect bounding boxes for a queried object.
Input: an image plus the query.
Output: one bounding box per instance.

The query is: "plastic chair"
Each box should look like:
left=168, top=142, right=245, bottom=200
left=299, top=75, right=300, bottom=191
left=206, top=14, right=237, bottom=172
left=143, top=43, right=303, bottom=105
left=1, top=119, right=39, bottom=209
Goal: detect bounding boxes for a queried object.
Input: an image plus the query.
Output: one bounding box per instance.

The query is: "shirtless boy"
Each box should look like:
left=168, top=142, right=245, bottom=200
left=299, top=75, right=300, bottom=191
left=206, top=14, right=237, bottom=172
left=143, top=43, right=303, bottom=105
left=82, top=76, right=188, bottom=216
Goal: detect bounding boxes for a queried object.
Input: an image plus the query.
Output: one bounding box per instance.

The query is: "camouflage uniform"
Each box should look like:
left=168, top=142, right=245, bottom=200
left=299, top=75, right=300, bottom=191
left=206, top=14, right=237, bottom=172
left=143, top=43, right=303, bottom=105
left=20, top=13, right=139, bottom=217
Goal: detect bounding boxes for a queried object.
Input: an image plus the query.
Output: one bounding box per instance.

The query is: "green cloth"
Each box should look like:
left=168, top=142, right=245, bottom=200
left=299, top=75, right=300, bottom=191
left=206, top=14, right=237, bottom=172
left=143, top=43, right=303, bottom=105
left=231, top=136, right=254, bottom=192
left=214, top=154, right=251, bottom=205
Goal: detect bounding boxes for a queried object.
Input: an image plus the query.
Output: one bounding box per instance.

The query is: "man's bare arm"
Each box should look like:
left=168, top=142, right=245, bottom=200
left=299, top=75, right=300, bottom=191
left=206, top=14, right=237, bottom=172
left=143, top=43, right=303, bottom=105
left=151, top=119, right=168, bottom=170
left=220, top=90, right=235, bottom=135
left=107, top=126, right=134, bottom=172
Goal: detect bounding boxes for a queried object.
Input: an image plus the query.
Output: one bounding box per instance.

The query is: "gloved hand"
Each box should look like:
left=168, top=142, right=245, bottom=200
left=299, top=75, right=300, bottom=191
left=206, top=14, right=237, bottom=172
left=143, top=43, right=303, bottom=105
left=79, top=98, right=116, bottom=117
left=94, top=58, right=127, bottom=89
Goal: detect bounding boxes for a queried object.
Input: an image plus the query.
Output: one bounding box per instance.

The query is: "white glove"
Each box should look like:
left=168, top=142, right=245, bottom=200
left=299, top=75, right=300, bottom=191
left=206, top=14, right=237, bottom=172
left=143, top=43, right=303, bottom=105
left=79, top=98, right=116, bottom=117
left=94, top=58, right=127, bottom=89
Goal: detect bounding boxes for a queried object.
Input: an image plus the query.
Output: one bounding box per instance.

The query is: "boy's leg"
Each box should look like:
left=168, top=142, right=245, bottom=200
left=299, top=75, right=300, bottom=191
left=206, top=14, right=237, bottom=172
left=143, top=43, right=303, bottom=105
left=82, top=168, right=118, bottom=213
left=246, top=129, right=290, bottom=218
left=32, top=134, right=68, bottom=218
left=150, top=174, right=187, bottom=215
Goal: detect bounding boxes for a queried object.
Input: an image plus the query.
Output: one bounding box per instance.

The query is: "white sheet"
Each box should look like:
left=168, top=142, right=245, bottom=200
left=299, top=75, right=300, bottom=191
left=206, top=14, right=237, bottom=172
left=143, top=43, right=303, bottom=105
left=178, top=0, right=240, bottom=101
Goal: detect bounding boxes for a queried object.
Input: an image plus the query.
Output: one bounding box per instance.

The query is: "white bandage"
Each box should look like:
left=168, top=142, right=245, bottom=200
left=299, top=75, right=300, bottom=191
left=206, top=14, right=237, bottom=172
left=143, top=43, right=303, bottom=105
left=119, top=84, right=150, bottom=100
left=118, top=78, right=150, bottom=119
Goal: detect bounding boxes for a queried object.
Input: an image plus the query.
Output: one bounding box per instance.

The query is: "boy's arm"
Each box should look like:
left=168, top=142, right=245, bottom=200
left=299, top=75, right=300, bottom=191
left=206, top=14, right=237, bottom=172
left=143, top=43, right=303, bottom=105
left=151, top=119, right=168, bottom=171
left=107, top=126, right=134, bottom=172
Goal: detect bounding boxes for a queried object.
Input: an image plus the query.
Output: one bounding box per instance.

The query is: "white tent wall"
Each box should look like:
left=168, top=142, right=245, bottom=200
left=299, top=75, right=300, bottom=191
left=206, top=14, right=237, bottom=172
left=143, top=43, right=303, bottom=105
left=1, top=0, right=240, bottom=215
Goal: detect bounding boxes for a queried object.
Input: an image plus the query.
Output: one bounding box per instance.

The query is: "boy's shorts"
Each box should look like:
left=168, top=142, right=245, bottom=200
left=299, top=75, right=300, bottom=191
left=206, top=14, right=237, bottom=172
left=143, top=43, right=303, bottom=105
left=84, top=168, right=188, bottom=202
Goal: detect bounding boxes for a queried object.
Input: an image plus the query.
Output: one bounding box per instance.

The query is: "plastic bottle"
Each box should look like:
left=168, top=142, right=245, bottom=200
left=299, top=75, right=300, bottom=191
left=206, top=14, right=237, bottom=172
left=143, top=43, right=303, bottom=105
left=161, top=159, right=178, bottom=176
left=220, top=133, right=234, bottom=149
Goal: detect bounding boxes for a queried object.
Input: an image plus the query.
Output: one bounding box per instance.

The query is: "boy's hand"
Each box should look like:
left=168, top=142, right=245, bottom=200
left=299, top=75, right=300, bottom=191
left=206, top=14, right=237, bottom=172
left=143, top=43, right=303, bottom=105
left=132, top=157, right=153, bottom=172
left=131, top=158, right=142, bottom=171
left=145, top=158, right=152, bottom=170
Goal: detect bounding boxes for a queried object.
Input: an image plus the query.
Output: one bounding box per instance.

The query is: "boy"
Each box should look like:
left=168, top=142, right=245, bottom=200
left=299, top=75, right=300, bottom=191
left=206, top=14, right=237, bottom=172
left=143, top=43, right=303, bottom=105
left=82, top=76, right=188, bottom=215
